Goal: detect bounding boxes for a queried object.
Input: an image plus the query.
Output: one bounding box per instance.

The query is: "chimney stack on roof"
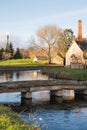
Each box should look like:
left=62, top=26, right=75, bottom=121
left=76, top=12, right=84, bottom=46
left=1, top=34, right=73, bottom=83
left=77, top=19, right=82, bottom=41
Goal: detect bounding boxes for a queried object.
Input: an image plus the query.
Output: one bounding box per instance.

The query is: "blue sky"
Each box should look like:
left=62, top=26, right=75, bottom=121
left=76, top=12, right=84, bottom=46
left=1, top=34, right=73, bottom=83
left=0, top=0, right=87, bottom=48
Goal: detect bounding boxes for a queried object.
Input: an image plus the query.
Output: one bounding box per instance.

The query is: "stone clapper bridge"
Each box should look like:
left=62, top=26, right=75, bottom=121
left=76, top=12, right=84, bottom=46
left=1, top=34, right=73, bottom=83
left=0, top=79, right=87, bottom=100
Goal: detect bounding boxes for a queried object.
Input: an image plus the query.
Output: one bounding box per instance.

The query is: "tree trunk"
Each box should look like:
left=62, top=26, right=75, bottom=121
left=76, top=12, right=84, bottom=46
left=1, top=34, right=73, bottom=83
left=63, top=58, right=66, bottom=66
left=48, top=45, right=51, bottom=64
left=48, top=57, right=51, bottom=64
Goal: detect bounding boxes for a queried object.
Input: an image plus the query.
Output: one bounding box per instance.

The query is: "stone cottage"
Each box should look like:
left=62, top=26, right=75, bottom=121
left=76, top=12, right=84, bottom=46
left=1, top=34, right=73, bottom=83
left=66, top=40, right=87, bottom=67
left=66, top=20, right=87, bottom=68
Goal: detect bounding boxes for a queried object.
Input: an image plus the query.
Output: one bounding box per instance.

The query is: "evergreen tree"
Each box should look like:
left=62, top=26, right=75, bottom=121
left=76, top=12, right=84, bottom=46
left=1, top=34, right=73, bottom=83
left=0, top=48, right=4, bottom=60
left=13, top=48, right=22, bottom=59
left=9, top=42, right=14, bottom=58
left=0, top=52, right=2, bottom=60
left=5, top=42, right=10, bottom=52
left=5, top=35, right=10, bottom=52
left=0, top=47, right=4, bottom=52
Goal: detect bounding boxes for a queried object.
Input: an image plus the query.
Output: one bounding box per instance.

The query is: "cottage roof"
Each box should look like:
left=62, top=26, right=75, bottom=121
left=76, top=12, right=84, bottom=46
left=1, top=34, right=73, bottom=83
left=76, top=40, right=87, bottom=51
left=35, top=56, right=48, bottom=60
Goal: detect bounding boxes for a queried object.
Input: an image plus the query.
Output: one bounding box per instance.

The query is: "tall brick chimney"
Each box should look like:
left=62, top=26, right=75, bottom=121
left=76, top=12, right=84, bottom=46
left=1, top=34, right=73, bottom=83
left=77, top=19, right=82, bottom=41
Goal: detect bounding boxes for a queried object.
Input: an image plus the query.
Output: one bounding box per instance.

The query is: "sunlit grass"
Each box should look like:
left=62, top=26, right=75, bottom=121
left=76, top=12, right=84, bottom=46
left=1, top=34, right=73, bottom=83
left=0, top=105, right=40, bottom=130
left=42, top=67, right=87, bottom=80
left=52, top=67, right=87, bottom=80
left=0, top=59, right=48, bottom=66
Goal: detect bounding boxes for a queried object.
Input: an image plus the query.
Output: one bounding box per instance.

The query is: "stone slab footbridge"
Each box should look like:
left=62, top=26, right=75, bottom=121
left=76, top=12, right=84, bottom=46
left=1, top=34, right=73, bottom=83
left=0, top=79, right=87, bottom=99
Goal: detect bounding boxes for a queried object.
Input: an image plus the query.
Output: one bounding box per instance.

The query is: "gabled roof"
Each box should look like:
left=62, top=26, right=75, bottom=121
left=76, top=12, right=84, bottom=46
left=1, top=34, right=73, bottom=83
left=76, top=40, right=87, bottom=51
left=35, top=56, right=48, bottom=60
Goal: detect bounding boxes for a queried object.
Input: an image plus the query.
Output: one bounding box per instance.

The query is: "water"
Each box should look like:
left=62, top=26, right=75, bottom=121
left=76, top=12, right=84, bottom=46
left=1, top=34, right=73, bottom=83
left=0, top=70, right=87, bottom=130
left=20, top=108, right=87, bottom=130
left=0, top=70, right=48, bottom=82
left=0, top=70, right=49, bottom=104
left=19, top=96, right=87, bottom=130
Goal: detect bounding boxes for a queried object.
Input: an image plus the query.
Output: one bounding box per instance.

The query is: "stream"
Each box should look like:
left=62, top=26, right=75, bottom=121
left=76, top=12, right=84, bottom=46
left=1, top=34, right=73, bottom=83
left=0, top=70, right=87, bottom=130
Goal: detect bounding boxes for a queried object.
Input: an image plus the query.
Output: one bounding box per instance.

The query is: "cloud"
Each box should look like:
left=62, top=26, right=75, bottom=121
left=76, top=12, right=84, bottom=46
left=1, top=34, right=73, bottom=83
left=59, top=8, right=87, bottom=17
left=0, top=8, right=87, bottom=48
left=32, top=8, right=87, bottom=24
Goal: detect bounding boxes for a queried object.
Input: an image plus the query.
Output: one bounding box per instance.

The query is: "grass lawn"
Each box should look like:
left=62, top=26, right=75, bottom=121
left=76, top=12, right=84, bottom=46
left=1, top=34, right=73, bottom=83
left=51, top=67, right=87, bottom=80
left=0, top=105, right=39, bottom=130
left=0, top=59, right=48, bottom=66
left=42, top=67, right=87, bottom=80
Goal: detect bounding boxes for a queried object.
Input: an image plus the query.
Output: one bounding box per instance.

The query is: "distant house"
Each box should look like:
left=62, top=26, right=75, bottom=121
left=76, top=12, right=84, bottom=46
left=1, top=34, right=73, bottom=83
left=28, top=48, right=48, bottom=59
left=33, top=56, right=48, bottom=62
left=51, top=54, right=63, bottom=65
left=66, top=40, right=87, bottom=67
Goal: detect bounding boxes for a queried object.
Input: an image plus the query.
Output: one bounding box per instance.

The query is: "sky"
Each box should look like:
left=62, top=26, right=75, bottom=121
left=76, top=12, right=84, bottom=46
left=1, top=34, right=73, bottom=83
left=0, top=0, right=87, bottom=48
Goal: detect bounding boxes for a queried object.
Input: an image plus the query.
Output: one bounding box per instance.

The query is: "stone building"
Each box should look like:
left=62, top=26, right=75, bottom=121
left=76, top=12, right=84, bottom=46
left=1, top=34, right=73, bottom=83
left=66, top=40, right=87, bottom=66
left=66, top=20, right=87, bottom=68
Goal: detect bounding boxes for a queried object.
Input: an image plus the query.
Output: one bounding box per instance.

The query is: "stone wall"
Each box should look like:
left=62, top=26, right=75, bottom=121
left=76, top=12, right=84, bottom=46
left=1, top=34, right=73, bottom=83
left=71, top=63, right=84, bottom=69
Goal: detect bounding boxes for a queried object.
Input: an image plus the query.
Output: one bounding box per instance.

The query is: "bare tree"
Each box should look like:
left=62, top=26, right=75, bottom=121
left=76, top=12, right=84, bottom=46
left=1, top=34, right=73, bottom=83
left=30, top=25, right=62, bottom=64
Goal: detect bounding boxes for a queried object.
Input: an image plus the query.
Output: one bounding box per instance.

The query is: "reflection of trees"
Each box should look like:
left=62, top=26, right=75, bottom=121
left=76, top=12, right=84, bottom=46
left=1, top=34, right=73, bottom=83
left=19, top=72, right=25, bottom=79
left=33, top=71, right=38, bottom=77
left=16, top=72, right=20, bottom=79
left=15, top=70, right=48, bottom=80
left=0, top=71, right=6, bottom=76
left=0, top=70, right=49, bottom=82
left=28, top=71, right=38, bottom=78
left=5, top=72, right=13, bottom=81
left=29, top=71, right=48, bottom=79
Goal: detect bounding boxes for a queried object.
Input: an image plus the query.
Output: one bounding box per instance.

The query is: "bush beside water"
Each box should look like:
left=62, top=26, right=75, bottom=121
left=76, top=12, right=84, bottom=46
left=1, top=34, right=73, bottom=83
left=0, top=105, right=40, bottom=130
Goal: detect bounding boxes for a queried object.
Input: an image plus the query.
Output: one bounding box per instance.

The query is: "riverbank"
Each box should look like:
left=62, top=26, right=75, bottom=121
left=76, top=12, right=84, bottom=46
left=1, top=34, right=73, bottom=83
left=0, top=105, right=40, bottom=130
left=0, top=65, right=87, bottom=80
left=41, top=67, right=87, bottom=80
left=0, top=65, right=59, bottom=72
left=0, top=59, right=59, bottom=71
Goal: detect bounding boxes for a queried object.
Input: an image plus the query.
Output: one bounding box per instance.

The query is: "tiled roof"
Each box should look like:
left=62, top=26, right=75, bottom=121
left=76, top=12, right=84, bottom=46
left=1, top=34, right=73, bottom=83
left=35, top=56, right=48, bottom=60
left=76, top=40, right=87, bottom=51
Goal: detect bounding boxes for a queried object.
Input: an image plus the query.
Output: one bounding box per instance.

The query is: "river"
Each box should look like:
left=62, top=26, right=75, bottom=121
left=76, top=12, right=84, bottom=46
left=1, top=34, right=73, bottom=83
left=0, top=70, right=87, bottom=130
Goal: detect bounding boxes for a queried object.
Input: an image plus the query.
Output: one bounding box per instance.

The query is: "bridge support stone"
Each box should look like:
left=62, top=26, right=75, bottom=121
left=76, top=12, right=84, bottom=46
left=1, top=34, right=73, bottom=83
left=21, top=92, right=32, bottom=99
left=82, top=90, right=87, bottom=95
left=21, top=98, right=32, bottom=106
left=51, top=89, right=75, bottom=100
left=76, top=90, right=87, bottom=95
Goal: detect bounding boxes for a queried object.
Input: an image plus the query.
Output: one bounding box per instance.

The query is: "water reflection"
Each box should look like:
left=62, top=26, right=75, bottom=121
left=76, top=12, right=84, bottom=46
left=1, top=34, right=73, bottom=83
left=0, top=91, right=50, bottom=105
left=0, top=92, right=21, bottom=104
left=0, top=70, right=49, bottom=82
left=32, top=91, right=50, bottom=104
left=0, top=90, right=87, bottom=106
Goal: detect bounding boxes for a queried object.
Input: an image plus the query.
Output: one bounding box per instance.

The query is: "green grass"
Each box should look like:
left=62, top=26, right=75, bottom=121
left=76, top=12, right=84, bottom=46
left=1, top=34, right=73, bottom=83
left=0, top=105, right=39, bottom=130
left=0, top=59, right=48, bottom=66
left=50, top=67, right=87, bottom=80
